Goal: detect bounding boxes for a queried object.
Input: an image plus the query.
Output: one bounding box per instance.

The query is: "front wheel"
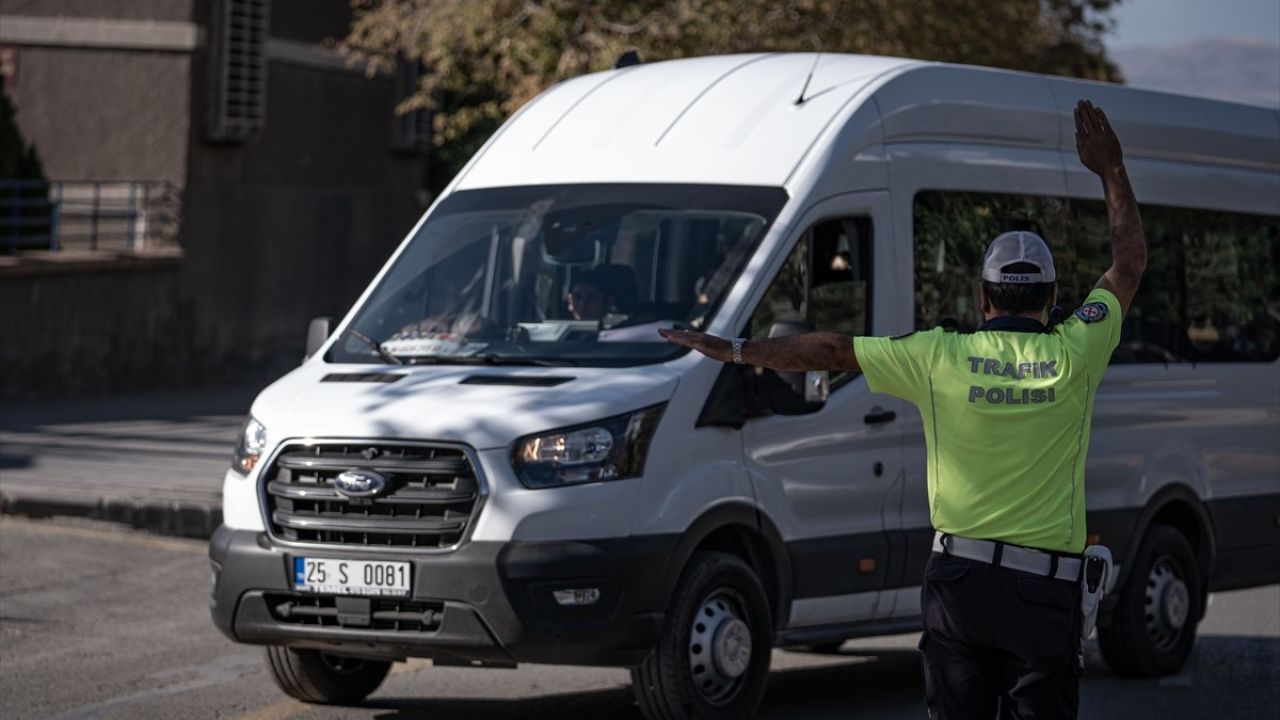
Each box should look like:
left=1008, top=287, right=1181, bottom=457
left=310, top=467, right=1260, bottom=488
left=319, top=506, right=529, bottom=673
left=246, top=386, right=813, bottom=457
left=631, top=552, right=774, bottom=720
left=1098, top=525, right=1202, bottom=677
left=265, top=646, right=392, bottom=704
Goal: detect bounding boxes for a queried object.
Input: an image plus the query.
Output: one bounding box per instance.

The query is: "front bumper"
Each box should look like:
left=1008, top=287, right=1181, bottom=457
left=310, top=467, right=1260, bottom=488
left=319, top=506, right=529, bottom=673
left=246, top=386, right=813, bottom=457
left=208, top=526, right=674, bottom=666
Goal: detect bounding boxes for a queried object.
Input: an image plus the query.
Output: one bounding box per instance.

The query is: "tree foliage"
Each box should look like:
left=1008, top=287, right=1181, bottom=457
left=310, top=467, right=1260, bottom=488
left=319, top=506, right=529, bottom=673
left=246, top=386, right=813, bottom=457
left=342, top=0, right=1122, bottom=185
left=0, top=86, right=45, bottom=181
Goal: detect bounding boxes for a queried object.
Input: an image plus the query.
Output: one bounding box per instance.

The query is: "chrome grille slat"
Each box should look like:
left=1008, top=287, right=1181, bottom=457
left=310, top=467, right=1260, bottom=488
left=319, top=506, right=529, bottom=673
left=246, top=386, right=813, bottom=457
left=266, top=480, right=476, bottom=504
left=262, top=442, right=481, bottom=549
left=271, top=510, right=467, bottom=534
left=275, top=453, right=469, bottom=474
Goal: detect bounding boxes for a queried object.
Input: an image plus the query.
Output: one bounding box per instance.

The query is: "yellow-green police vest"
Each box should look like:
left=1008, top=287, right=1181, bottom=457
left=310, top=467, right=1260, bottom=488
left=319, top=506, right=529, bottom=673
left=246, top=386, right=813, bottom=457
left=854, top=288, right=1123, bottom=553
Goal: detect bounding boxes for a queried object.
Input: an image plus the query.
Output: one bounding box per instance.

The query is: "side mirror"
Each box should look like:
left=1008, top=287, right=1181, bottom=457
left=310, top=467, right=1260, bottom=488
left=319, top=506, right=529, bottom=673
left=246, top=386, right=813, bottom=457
left=767, top=320, right=812, bottom=397
left=760, top=320, right=828, bottom=415
left=304, top=316, right=332, bottom=362
left=804, top=371, right=830, bottom=403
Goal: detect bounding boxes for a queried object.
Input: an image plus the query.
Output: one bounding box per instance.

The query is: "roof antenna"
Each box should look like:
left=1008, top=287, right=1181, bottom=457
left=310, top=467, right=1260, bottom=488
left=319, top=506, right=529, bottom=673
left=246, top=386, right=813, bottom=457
left=794, top=36, right=822, bottom=105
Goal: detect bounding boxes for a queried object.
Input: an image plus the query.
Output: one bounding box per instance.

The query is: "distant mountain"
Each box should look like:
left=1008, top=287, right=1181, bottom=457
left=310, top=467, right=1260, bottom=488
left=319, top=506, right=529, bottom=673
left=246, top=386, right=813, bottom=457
left=1111, top=37, right=1280, bottom=107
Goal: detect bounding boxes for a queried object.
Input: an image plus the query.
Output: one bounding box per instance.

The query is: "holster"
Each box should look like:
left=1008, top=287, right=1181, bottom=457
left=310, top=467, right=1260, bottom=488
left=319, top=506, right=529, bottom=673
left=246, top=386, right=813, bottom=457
left=1079, top=545, right=1113, bottom=641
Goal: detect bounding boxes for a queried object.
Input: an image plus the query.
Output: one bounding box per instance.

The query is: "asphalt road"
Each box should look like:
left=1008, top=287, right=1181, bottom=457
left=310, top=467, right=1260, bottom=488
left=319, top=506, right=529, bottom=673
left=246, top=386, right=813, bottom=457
left=2, top=516, right=1277, bottom=720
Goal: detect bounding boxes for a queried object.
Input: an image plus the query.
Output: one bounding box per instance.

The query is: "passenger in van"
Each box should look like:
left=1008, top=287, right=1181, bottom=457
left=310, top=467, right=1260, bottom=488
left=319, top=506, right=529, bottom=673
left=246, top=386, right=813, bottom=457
left=661, top=99, right=1145, bottom=720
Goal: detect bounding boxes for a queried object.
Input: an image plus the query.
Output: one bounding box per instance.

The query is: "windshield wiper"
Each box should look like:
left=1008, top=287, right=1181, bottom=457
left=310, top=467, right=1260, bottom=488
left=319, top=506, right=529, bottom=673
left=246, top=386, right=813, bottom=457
left=349, top=329, right=404, bottom=365
left=405, top=354, right=577, bottom=367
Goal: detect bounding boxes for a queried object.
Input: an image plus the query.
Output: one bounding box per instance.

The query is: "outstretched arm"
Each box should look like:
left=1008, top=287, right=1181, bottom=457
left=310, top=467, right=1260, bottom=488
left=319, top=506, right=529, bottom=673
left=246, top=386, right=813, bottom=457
left=1075, top=99, right=1147, bottom=317
left=658, top=328, right=859, bottom=372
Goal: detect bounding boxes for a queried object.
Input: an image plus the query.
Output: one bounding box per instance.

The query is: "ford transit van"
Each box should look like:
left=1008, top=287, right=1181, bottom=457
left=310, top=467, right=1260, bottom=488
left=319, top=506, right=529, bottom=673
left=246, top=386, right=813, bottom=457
left=210, top=53, right=1280, bottom=719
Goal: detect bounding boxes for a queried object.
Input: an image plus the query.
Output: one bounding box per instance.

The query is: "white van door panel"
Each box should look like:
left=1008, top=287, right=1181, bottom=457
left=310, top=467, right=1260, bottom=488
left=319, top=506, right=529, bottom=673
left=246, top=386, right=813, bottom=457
left=738, top=191, right=909, bottom=627
left=745, top=382, right=911, bottom=627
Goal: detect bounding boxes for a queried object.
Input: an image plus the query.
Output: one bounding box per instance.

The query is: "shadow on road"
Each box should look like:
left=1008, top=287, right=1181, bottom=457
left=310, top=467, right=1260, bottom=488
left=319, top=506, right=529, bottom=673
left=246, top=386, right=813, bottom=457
left=356, top=686, right=638, bottom=720
left=336, top=635, right=1280, bottom=720
left=760, top=649, right=923, bottom=718
left=0, top=453, right=33, bottom=470
left=345, top=649, right=925, bottom=720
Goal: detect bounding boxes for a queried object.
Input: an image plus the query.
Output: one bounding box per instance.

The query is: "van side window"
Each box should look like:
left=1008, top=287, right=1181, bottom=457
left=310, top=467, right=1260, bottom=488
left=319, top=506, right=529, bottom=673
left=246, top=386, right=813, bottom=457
left=1071, top=200, right=1280, bottom=363
left=913, top=191, right=1280, bottom=363
left=913, top=191, right=1073, bottom=331
left=749, top=217, right=872, bottom=385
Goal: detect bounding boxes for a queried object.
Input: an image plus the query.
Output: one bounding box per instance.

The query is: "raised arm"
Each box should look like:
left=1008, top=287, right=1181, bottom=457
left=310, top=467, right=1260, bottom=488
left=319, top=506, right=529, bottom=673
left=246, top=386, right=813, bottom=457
left=1075, top=99, right=1147, bottom=317
left=658, top=328, right=859, bottom=372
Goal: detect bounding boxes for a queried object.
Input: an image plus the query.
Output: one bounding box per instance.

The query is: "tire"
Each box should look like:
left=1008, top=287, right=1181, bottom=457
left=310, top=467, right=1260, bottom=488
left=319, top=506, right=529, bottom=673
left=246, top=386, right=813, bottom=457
left=1098, top=525, right=1202, bottom=677
left=631, top=552, right=774, bottom=720
left=265, top=646, right=392, bottom=704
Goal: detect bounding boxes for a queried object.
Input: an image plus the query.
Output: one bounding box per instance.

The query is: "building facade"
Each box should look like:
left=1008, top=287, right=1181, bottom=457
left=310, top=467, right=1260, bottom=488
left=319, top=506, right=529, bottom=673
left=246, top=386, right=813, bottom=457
left=0, top=0, right=430, bottom=395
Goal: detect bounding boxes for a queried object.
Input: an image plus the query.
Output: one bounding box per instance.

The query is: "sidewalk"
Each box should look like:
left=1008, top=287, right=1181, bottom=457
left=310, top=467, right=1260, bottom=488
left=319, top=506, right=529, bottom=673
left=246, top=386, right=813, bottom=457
left=0, top=384, right=265, bottom=538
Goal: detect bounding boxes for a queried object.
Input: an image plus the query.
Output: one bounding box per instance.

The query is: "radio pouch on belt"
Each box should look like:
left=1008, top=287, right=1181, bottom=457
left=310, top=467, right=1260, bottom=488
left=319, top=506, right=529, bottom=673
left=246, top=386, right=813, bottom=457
left=1080, top=545, right=1113, bottom=640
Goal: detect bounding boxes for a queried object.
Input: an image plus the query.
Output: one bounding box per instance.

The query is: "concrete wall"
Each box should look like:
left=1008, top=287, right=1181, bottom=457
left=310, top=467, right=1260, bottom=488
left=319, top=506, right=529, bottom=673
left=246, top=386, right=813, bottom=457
left=187, top=61, right=425, bottom=190
left=0, top=0, right=196, bottom=184
left=0, top=0, right=429, bottom=396
left=4, top=46, right=191, bottom=184
left=0, top=260, right=189, bottom=397
left=0, top=0, right=194, bottom=22
left=178, top=26, right=428, bottom=386
left=177, top=186, right=419, bottom=378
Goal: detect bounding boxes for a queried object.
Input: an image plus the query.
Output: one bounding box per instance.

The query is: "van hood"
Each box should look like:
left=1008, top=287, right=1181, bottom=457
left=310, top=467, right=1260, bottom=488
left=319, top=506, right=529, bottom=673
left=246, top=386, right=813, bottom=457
left=249, top=361, right=680, bottom=451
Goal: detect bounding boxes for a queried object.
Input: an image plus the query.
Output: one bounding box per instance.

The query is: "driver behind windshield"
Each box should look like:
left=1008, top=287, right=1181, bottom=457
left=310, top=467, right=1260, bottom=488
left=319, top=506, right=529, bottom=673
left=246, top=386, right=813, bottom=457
left=567, top=265, right=650, bottom=329
left=567, top=271, right=614, bottom=322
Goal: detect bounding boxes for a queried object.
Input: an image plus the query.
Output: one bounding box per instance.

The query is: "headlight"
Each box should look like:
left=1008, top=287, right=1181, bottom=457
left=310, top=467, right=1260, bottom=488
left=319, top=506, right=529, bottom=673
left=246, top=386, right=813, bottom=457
left=231, top=416, right=269, bottom=475
left=511, top=404, right=665, bottom=489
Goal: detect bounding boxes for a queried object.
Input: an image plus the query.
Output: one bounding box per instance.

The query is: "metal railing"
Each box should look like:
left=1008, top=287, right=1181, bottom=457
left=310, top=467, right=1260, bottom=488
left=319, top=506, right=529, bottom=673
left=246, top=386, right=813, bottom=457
left=1, top=180, right=182, bottom=255
left=1, top=179, right=59, bottom=254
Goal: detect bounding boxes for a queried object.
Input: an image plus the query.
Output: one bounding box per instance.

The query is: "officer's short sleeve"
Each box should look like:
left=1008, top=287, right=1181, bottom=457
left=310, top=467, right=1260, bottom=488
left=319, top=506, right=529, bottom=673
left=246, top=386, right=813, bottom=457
left=854, top=329, right=945, bottom=405
left=1055, top=287, right=1123, bottom=376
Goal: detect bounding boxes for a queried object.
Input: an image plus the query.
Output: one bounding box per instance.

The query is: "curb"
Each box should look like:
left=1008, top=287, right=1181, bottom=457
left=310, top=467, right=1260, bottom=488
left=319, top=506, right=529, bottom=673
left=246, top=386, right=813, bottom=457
left=0, top=492, right=221, bottom=539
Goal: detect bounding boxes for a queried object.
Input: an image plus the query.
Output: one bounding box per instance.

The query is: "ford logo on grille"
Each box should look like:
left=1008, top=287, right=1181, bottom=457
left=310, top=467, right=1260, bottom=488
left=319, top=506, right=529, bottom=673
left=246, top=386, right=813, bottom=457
left=334, top=469, right=389, bottom=498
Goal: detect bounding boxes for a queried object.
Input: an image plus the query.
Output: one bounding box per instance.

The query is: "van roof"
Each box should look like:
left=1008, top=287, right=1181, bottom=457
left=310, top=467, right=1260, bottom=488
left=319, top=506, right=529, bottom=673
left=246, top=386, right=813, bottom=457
left=453, top=53, right=1280, bottom=192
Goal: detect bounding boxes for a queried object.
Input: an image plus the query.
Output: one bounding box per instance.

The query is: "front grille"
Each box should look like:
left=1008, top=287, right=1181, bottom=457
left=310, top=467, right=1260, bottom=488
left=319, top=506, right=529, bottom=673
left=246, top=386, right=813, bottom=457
left=263, top=443, right=481, bottom=549
left=267, top=594, right=444, bottom=632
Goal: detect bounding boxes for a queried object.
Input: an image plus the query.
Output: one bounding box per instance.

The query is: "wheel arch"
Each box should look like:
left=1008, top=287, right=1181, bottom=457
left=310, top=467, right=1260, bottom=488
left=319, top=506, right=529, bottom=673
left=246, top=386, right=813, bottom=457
left=1110, top=484, right=1216, bottom=612
left=657, top=502, right=793, bottom=633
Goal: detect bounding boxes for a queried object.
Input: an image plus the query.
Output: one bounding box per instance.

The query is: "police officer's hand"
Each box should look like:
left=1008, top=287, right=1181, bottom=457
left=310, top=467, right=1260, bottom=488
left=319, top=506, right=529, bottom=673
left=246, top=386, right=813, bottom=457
left=1075, top=99, right=1123, bottom=177
left=658, top=328, right=733, bottom=363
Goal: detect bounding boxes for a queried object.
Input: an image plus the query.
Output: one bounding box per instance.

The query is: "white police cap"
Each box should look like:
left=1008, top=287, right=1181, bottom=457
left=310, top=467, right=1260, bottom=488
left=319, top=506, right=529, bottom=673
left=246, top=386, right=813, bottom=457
left=981, top=231, right=1057, bottom=284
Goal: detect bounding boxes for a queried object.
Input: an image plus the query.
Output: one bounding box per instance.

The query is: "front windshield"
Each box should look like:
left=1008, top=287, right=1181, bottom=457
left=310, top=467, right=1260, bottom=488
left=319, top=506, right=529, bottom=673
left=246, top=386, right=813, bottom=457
left=329, top=184, right=788, bottom=367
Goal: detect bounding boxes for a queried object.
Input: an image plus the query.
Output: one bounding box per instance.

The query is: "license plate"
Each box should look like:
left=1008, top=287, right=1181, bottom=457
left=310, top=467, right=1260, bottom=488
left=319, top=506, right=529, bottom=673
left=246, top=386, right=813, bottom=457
left=293, top=557, right=411, bottom=596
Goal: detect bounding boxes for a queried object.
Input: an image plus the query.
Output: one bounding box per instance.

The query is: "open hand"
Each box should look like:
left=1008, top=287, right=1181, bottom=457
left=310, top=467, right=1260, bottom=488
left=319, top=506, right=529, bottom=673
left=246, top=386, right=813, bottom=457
left=1075, top=99, right=1123, bottom=177
left=658, top=328, right=733, bottom=363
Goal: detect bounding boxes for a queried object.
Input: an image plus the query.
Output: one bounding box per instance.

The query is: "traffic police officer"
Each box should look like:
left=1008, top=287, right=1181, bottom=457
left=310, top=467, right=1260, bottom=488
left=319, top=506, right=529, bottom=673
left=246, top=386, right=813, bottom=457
left=660, top=99, right=1146, bottom=718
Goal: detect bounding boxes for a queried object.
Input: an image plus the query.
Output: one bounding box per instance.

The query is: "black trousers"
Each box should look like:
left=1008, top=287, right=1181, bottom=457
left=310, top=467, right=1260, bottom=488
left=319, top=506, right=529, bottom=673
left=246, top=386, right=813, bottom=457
left=919, top=551, right=1082, bottom=719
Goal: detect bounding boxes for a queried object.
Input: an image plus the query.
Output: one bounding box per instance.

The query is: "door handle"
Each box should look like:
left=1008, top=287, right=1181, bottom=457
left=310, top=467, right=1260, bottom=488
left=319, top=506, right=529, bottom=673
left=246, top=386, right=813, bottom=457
left=864, top=407, right=896, bottom=425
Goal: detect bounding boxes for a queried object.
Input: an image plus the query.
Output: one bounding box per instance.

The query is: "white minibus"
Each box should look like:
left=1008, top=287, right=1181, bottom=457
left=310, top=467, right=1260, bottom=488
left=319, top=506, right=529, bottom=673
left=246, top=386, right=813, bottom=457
left=210, top=53, right=1280, bottom=719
